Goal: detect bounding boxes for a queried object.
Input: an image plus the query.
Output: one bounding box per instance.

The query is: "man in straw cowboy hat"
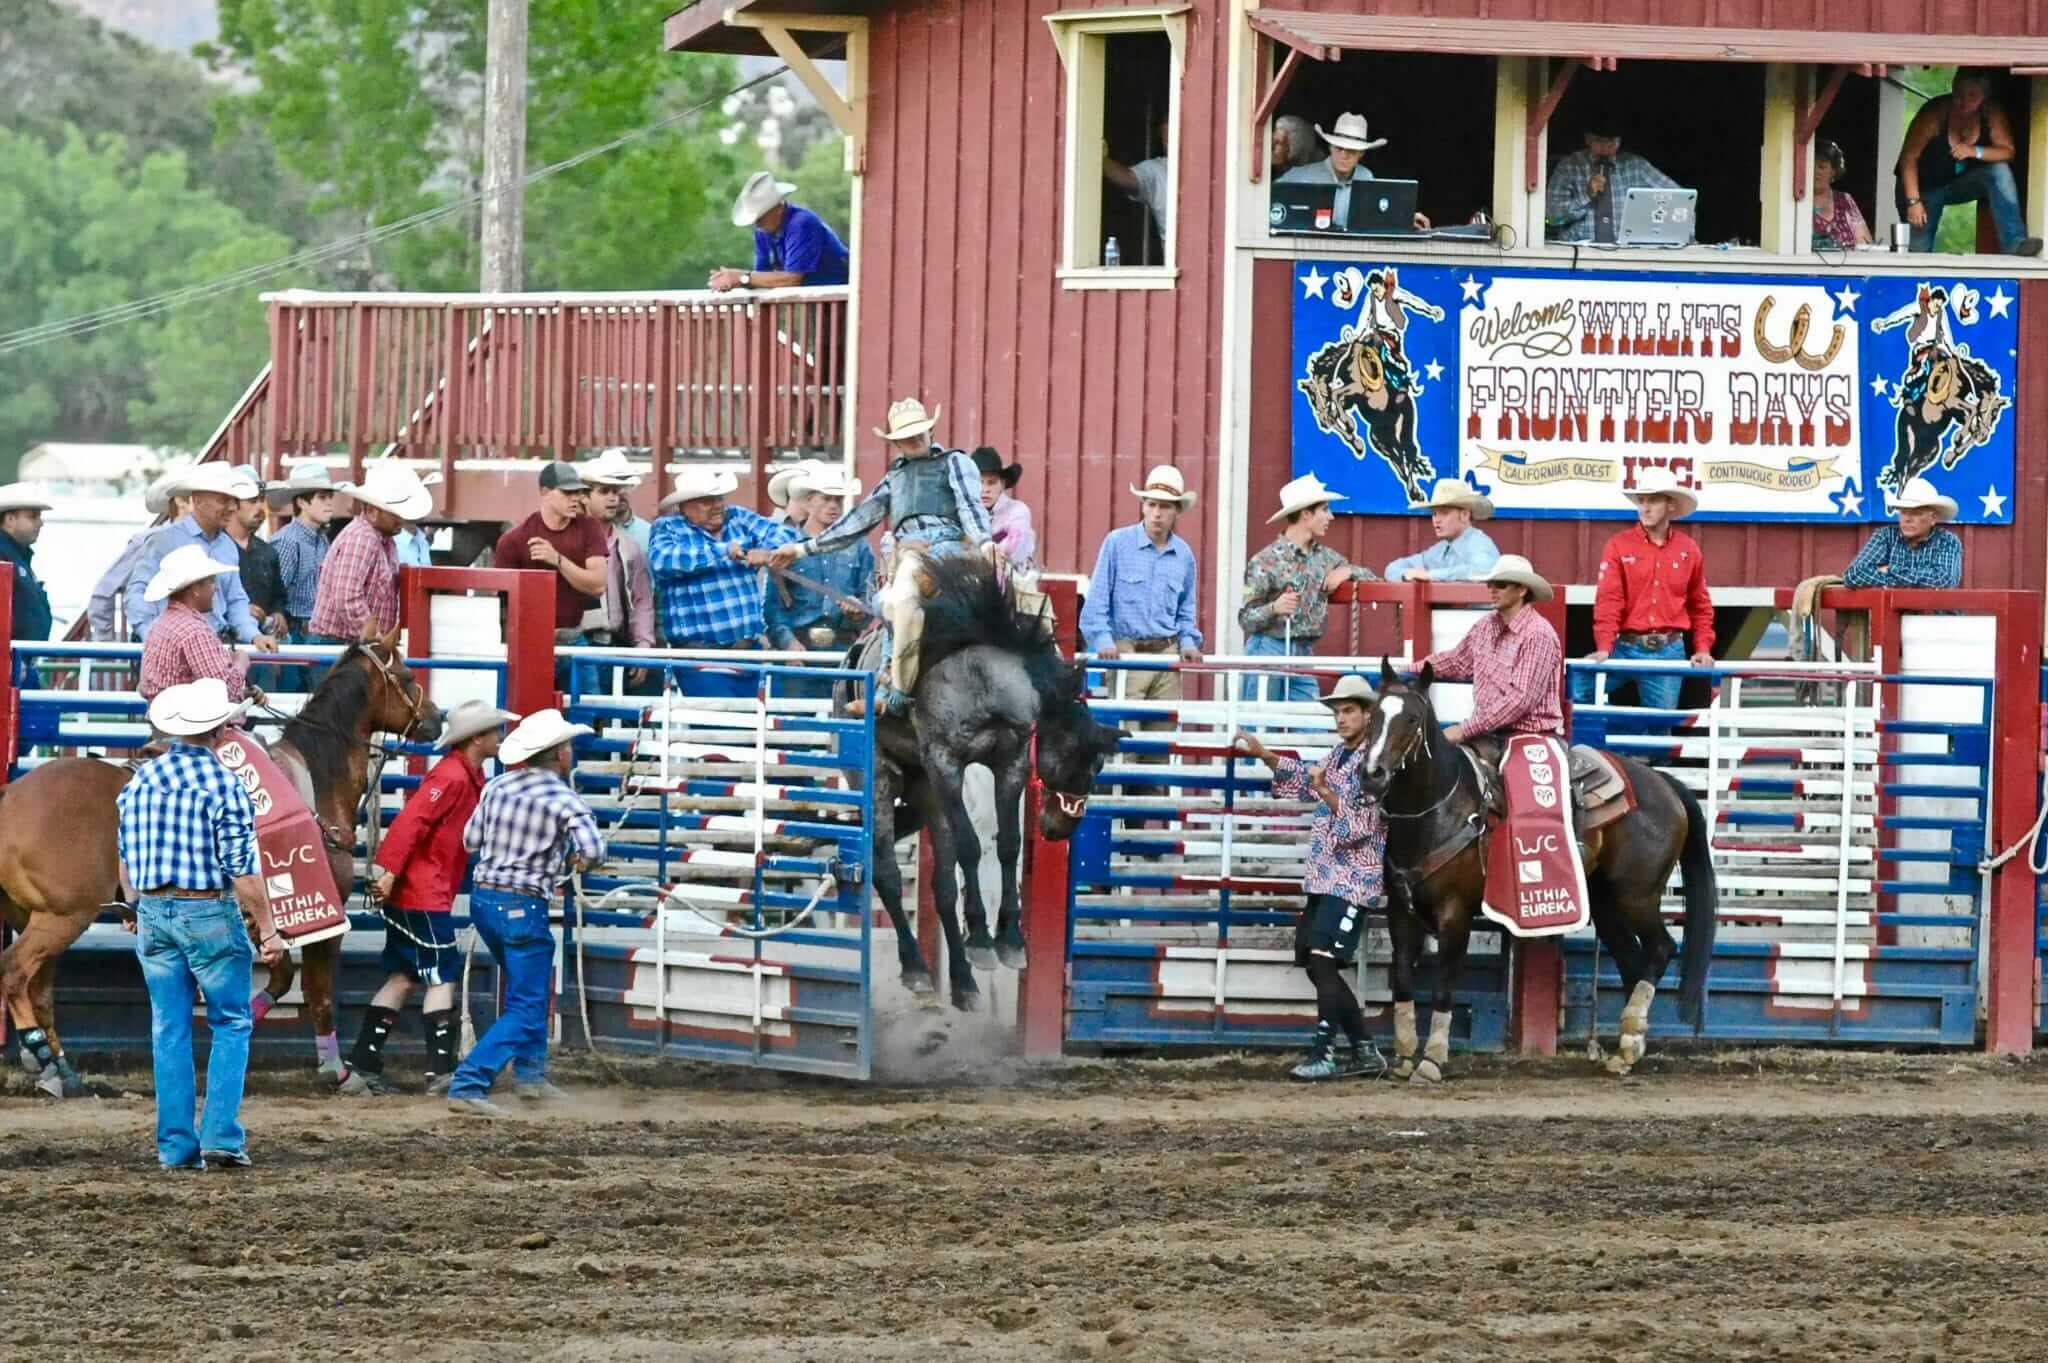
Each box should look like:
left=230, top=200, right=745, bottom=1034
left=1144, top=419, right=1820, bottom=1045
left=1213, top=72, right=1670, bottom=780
left=0, top=482, right=53, bottom=653
left=1421, top=555, right=1565, bottom=758
left=1581, top=468, right=1714, bottom=712
left=649, top=466, right=801, bottom=698
left=583, top=448, right=654, bottom=554
left=1079, top=464, right=1203, bottom=710
left=1280, top=112, right=1430, bottom=231
left=764, top=463, right=874, bottom=699
left=766, top=459, right=831, bottom=527
left=1384, top=479, right=1502, bottom=584
left=708, top=170, right=851, bottom=292
left=116, top=677, right=287, bottom=1169
left=126, top=462, right=272, bottom=650
left=579, top=452, right=659, bottom=694
left=137, top=545, right=262, bottom=705
left=1239, top=473, right=1375, bottom=704
left=1234, top=674, right=1389, bottom=1082
left=88, top=467, right=190, bottom=642
left=446, top=708, right=605, bottom=1118
left=310, top=463, right=435, bottom=644
left=766, top=396, right=995, bottom=717
left=345, top=700, right=518, bottom=1097
left=1842, top=476, right=1963, bottom=589
left=267, top=462, right=337, bottom=646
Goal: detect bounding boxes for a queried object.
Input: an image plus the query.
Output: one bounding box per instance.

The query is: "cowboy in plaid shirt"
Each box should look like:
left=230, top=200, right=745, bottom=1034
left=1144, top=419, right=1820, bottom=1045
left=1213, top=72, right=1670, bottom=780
left=1422, top=555, right=1565, bottom=753
left=649, top=468, right=800, bottom=698
left=1546, top=116, right=1679, bottom=244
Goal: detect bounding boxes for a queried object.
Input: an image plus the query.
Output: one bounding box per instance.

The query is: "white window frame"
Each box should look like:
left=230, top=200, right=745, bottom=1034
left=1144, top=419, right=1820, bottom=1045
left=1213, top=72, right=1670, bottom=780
left=1045, top=4, right=1189, bottom=290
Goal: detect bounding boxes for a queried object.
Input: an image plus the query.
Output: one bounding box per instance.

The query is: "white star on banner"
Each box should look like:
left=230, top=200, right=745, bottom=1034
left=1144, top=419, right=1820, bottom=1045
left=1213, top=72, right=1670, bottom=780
left=1460, top=275, right=1483, bottom=304
left=1981, top=484, right=2008, bottom=518
left=1835, top=484, right=1863, bottom=517
left=1986, top=285, right=2013, bottom=319
left=1424, top=359, right=1445, bottom=381
left=1831, top=284, right=1860, bottom=314
left=1299, top=266, right=1328, bottom=300
left=1869, top=374, right=1891, bottom=396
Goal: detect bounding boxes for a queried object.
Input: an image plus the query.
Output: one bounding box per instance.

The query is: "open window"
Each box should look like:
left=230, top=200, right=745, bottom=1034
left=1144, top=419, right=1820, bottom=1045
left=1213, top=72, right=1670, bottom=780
left=1046, top=5, right=1187, bottom=289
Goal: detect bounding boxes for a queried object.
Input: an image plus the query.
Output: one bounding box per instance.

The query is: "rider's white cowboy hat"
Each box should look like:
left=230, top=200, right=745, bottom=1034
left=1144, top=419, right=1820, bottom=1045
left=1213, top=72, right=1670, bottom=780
left=339, top=464, right=436, bottom=521
left=500, top=707, right=593, bottom=767
left=660, top=467, right=740, bottom=510
left=582, top=448, right=645, bottom=488
left=1486, top=553, right=1555, bottom=602
left=143, top=543, right=239, bottom=603
left=731, top=170, right=797, bottom=227
left=873, top=397, right=941, bottom=442
left=437, top=700, right=519, bottom=750
left=1267, top=473, right=1346, bottom=524
left=794, top=464, right=861, bottom=501
left=1317, top=674, right=1376, bottom=709
left=0, top=483, right=52, bottom=515
left=1887, top=476, right=1958, bottom=522
left=1130, top=464, right=1197, bottom=507
left=173, top=461, right=261, bottom=500
left=1425, top=478, right=1494, bottom=520
left=767, top=459, right=830, bottom=507
left=149, top=676, right=248, bottom=737
left=1316, top=113, right=1388, bottom=153
left=1624, top=467, right=1699, bottom=519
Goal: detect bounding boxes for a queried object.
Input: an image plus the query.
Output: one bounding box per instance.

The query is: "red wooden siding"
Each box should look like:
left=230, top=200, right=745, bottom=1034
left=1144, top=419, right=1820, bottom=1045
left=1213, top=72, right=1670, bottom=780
left=1261, top=0, right=2048, bottom=33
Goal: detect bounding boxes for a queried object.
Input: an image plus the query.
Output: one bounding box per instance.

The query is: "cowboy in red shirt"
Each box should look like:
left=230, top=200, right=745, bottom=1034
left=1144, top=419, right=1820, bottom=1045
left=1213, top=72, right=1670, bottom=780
left=1577, top=468, right=1714, bottom=711
left=341, top=700, right=516, bottom=1096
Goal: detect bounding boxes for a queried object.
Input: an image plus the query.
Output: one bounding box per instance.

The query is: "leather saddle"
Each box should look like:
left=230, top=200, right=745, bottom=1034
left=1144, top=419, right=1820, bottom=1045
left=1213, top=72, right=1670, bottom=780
left=1463, top=738, right=1636, bottom=838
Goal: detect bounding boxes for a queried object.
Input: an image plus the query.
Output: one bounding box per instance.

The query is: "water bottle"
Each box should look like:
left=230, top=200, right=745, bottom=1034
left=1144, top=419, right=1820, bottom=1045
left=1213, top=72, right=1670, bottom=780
left=1104, top=236, right=1121, bottom=268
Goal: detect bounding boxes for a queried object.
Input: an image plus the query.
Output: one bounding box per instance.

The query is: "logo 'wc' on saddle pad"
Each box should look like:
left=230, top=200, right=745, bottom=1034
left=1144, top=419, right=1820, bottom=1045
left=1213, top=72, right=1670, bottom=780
left=214, top=737, right=351, bottom=947
left=1482, top=734, right=1591, bottom=937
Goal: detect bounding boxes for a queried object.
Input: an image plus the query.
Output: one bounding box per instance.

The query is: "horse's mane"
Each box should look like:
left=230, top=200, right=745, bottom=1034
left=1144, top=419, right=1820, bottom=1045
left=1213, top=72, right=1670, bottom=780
left=280, top=644, right=380, bottom=796
left=914, top=555, right=1085, bottom=717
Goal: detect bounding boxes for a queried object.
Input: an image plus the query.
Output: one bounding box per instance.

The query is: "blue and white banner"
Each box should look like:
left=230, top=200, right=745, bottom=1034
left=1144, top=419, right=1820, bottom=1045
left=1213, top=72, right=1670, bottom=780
left=1289, top=262, right=2016, bottom=523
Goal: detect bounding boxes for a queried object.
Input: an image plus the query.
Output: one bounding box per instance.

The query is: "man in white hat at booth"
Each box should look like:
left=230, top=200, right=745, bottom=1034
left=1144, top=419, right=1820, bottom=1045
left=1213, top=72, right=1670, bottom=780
left=1582, top=468, right=1714, bottom=712
left=1280, top=112, right=1430, bottom=230
left=446, top=708, right=604, bottom=1117
left=649, top=465, right=801, bottom=697
left=1843, top=476, right=1963, bottom=589
left=708, top=170, right=851, bottom=292
left=1079, top=465, right=1203, bottom=712
left=1239, top=473, right=1374, bottom=703
left=137, top=545, right=259, bottom=705
left=0, top=483, right=54, bottom=656
left=309, top=464, right=435, bottom=643
left=125, top=462, right=272, bottom=649
left=1384, top=479, right=1502, bottom=583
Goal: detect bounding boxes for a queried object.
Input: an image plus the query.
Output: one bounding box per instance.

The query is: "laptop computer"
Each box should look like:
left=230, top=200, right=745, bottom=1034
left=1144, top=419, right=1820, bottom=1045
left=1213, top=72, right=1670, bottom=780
left=1267, top=178, right=1422, bottom=236
left=1617, top=187, right=1696, bottom=247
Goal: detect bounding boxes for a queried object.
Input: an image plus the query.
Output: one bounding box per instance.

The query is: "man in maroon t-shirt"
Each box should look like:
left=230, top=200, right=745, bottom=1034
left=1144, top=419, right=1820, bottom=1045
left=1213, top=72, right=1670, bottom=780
left=493, top=461, right=609, bottom=636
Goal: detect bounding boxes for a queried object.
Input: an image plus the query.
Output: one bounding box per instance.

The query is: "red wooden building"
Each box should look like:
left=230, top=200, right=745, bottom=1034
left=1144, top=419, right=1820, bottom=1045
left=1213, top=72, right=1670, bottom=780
left=667, top=0, right=2048, bottom=650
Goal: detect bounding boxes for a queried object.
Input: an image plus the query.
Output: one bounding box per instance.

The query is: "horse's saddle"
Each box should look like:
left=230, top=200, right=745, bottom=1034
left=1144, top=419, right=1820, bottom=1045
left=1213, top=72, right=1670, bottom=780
left=1463, top=739, right=1636, bottom=837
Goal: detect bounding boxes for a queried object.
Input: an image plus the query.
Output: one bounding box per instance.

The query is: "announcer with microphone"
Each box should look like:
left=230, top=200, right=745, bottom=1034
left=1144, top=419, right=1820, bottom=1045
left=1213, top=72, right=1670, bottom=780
left=1545, top=110, right=1680, bottom=244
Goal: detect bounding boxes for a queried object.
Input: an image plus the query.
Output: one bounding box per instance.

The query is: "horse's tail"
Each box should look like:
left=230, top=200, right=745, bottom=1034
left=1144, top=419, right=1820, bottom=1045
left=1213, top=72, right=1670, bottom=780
left=1661, top=770, right=1717, bottom=1030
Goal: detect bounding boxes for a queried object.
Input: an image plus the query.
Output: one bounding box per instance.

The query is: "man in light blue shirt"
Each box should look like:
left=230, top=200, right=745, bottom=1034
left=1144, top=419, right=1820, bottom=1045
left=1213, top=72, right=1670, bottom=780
left=1080, top=466, right=1203, bottom=710
left=125, top=463, right=271, bottom=648
left=1384, top=480, right=1502, bottom=584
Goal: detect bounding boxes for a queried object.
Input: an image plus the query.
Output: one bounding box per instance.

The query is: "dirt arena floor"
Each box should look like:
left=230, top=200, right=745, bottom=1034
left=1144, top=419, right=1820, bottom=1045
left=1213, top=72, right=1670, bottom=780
left=4, top=1045, right=2047, bottom=1363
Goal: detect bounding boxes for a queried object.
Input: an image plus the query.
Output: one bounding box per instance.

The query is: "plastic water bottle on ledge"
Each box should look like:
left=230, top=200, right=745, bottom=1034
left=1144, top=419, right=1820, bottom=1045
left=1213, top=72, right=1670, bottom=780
left=1104, top=236, right=1121, bottom=269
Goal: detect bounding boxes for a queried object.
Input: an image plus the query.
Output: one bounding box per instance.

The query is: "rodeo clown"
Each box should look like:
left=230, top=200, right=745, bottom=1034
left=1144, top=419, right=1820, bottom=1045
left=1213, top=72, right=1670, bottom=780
left=1233, top=674, right=1389, bottom=1082
left=766, top=396, right=997, bottom=717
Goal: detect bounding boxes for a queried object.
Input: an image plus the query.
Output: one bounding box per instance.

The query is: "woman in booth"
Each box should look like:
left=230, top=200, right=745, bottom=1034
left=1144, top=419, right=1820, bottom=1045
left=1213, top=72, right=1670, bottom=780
left=1812, top=140, right=1871, bottom=249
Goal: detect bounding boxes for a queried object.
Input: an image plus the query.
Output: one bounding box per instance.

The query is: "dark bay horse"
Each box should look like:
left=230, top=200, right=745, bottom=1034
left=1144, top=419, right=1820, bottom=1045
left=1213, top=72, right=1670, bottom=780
left=1358, top=660, right=1716, bottom=1081
left=850, top=557, right=1123, bottom=1011
left=0, top=627, right=441, bottom=1095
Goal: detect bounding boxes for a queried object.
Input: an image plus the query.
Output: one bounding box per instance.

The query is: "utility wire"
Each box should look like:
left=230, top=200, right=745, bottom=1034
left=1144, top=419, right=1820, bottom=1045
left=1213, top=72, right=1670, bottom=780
left=0, top=62, right=795, bottom=358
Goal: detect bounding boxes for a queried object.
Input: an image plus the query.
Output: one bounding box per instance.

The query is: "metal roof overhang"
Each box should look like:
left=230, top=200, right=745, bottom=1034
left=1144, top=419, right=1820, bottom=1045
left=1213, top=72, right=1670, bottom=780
left=664, top=1, right=866, bottom=57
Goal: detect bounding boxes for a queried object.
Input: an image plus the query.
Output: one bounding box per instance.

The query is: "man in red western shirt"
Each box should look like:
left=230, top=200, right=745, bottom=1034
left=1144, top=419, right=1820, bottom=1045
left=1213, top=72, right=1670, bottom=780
left=340, top=701, right=516, bottom=1095
left=1577, top=468, right=1715, bottom=711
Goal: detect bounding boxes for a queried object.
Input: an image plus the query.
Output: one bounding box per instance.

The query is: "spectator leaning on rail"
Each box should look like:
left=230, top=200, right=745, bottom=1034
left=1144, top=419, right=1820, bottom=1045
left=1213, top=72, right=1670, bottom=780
left=764, top=464, right=874, bottom=700
left=88, top=470, right=187, bottom=643
left=493, top=461, right=609, bottom=687
left=709, top=171, right=852, bottom=292
left=126, top=462, right=272, bottom=651
left=446, top=708, right=605, bottom=1119
left=0, top=484, right=54, bottom=680
left=267, top=463, right=337, bottom=645
left=137, top=546, right=260, bottom=706
left=579, top=452, right=659, bottom=696
left=1233, top=673, right=1389, bottom=1083
left=649, top=466, right=801, bottom=698
left=347, top=700, right=518, bottom=1098
left=1384, top=479, right=1501, bottom=584
left=1581, top=469, right=1714, bottom=711
left=1422, top=555, right=1565, bottom=762
left=310, top=464, right=435, bottom=643
left=1078, top=465, right=1203, bottom=705
left=1239, top=474, right=1374, bottom=704
left=116, top=677, right=286, bottom=1171
left=1843, top=477, right=1964, bottom=589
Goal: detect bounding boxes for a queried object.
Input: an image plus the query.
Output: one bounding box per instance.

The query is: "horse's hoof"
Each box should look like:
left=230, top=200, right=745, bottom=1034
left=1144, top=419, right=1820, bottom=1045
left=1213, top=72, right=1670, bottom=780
left=1389, top=1056, right=1417, bottom=1081
left=995, top=937, right=1028, bottom=970
left=335, top=1069, right=373, bottom=1097
left=902, top=968, right=936, bottom=995
left=1602, top=1053, right=1633, bottom=1077
left=1408, top=1058, right=1444, bottom=1086
left=964, top=940, right=997, bottom=972
left=1584, top=1038, right=1608, bottom=1063
left=318, top=1059, right=350, bottom=1090
left=952, top=989, right=983, bottom=1014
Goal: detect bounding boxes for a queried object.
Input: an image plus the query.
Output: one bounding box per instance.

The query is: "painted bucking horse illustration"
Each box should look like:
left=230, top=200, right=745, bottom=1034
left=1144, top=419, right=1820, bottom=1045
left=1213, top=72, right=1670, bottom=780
left=1869, top=283, right=2008, bottom=494
left=1297, top=268, right=1443, bottom=505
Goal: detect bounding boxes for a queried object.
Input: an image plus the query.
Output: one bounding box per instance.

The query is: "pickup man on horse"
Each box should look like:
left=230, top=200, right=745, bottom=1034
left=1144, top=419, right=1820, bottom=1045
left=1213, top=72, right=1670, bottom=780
left=137, top=545, right=262, bottom=705
left=1423, top=554, right=1565, bottom=758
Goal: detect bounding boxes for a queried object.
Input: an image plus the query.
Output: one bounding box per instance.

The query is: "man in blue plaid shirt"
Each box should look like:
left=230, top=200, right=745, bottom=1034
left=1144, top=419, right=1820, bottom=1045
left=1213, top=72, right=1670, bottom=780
left=445, top=709, right=606, bottom=1117
left=1546, top=113, right=1680, bottom=244
left=1842, top=477, right=1964, bottom=589
left=114, top=678, right=285, bottom=1171
left=648, top=466, right=801, bottom=698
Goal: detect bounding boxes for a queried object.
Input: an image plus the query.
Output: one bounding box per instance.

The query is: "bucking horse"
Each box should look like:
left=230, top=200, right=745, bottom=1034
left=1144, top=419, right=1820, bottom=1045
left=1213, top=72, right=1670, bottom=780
left=1878, top=345, right=2007, bottom=494
left=1297, top=324, right=1436, bottom=505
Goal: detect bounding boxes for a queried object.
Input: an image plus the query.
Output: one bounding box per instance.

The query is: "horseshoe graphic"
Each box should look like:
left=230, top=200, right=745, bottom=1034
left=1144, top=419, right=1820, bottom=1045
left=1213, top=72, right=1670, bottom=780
left=1927, top=354, right=1958, bottom=406
left=1754, top=296, right=1846, bottom=371
left=1350, top=337, right=1386, bottom=393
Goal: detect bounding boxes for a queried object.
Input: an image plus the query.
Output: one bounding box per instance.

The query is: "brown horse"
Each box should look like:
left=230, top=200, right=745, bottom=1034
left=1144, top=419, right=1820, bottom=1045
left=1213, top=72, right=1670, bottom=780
left=0, top=626, right=442, bottom=1096
left=1357, top=660, right=1716, bottom=1082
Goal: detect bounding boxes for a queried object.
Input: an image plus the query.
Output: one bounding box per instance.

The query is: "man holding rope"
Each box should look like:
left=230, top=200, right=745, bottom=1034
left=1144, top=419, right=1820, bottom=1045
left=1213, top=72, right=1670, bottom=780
left=446, top=709, right=604, bottom=1118
left=343, top=701, right=515, bottom=1097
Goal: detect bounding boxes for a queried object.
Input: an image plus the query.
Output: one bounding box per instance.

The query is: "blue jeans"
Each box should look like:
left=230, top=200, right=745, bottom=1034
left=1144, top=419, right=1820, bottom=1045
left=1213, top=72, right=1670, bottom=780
left=1241, top=632, right=1320, bottom=704
left=449, top=888, right=555, bottom=1097
left=1572, top=636, right=1687, bottom=711
left=134, top=894, right=254, bottom=1166
left=1900, top=163, right=2031, bottom=253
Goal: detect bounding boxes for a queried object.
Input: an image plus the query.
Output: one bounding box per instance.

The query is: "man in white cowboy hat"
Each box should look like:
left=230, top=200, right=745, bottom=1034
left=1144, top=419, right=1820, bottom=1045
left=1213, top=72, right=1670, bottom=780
left=1238, top=473, right=1375, bottom=704
left=583, top=447, right=653, bottom=554
left=346, top=699, right=518, bottom=1097
left=0, top=482, right=54, bottom=648
left=1280, top=112, right=1430, bottom=231
left=1079, top=465, right=1203, bottom=712
left=117, top=676, right=287, bottom=1169
left=1582, top=468, right=1715, bottom=712
left=87, top=468, right=191, bottom=642
left=125, top=462, right=271, bottom=649
left=1843, top=477, right=1964, bottom=589
left=446, top=708, right=604, bottom=1117
left=764, top=463, right=874, bottom=697
left=1422, top=554, right=1565, bottom=755
left=309, top=463, right=435, bottom=643
left=268, top=462, right=337, bottom=647
left=1234, top=673, right=1389, bottom=1082
left=1546, top=107, right=1679, bottom=245
left=765, top=459, right=830, bottom=527
left=708, top=170, right=851, bottom=292
left=765, top=397, right=994, bottom=717
left=578, top=456, right=659, bottom=693
left=648, top=466, right=801, bottom=698
left=1384, top=479, right=1502, bottom=583
left=137, top=545, right=261, bottom=705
